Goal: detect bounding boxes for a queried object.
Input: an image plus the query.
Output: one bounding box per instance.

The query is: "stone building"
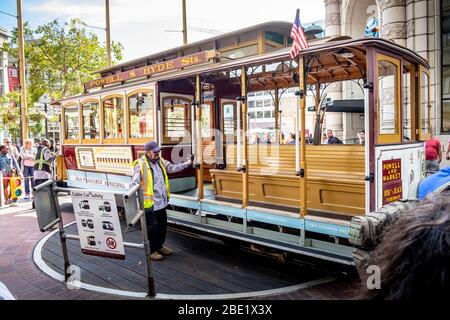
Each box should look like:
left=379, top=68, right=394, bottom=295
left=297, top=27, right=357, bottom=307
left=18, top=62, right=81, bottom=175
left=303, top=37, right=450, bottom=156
left=324, top=0, right=449, bottom=144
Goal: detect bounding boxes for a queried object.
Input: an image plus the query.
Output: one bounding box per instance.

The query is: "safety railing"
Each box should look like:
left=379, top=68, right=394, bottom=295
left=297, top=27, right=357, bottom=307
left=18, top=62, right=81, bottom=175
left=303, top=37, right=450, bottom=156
left=33, top=181, right=156, bottom=297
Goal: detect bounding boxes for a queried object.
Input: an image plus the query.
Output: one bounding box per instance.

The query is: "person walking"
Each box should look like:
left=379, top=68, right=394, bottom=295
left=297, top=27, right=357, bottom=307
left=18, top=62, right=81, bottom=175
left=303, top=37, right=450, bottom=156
left=20, top=139, right=37, bottom=199
left=131, top=141, right=192, bottom=261
left=0, top=144, right=23, bottom=205
left=425, top=135, right=442, bottom=174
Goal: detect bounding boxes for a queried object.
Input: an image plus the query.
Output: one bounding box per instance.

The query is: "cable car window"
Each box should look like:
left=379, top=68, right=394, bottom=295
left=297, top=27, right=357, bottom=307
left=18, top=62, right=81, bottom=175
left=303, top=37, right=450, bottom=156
left=377, top=54, right=401, bottom=144
left=223, top=103, right=236, bottom=136
left=162, top=97, right=191, bottom=144
left=378, top=60, right=398, bottom=135
left=82, top=102, right=100, bottom=139
left=103, top=97, right=124, bottom=139
left=419, top=70, right=430, bottom=137
left=128, top=92, right=154, bottom=139
left=403, top=67, right=412, bottom=141
left=64, top=106, right=79, bottom=140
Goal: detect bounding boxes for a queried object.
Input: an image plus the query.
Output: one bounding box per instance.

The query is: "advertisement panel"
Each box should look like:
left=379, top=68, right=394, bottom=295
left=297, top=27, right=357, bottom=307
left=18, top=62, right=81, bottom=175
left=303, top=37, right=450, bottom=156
left=75, top=146, right=133, bottom=175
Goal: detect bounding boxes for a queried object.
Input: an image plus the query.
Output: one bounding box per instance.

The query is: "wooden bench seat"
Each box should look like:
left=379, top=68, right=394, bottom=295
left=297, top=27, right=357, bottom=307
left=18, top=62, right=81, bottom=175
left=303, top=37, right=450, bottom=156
left=210, top=144, right=365, bottom=217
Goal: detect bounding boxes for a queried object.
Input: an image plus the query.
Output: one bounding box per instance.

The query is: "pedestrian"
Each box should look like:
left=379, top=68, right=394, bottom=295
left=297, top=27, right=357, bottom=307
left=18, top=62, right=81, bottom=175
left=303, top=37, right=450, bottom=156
left=286, top=133, right=296, bottom=144
left=20, top=138, right=37, bottom=200
left=262, top=133, right=272, bottom=144
left=326, top=129, right=343, bottom=144
left=32, top=139, right=57, bottom=209
left=425, top=134, right=442, bottom=174
left=131, top=141, right=192, bottom=261
left=358, top=130, right=365, bottom=145
left=359, top=192, right=450, bottom=300
left=0, top=144, right=23, bottom=205
left=3, top=138, right=20, bottom=161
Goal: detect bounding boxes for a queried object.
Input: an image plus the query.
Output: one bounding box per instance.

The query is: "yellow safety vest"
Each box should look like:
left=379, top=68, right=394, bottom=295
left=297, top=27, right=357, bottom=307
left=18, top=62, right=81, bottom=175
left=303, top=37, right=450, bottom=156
left=133, top=155, right=170, bottom=209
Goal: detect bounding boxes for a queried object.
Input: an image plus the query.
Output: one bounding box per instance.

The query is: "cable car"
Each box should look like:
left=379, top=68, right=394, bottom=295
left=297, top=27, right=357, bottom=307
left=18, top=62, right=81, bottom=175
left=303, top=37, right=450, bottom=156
left=56, top=22, right=430, bottom=265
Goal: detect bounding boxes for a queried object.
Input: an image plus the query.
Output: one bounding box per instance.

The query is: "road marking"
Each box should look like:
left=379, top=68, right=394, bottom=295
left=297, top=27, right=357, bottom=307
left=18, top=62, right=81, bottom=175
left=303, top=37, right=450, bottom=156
left=33, top=221, right=335, bottom=300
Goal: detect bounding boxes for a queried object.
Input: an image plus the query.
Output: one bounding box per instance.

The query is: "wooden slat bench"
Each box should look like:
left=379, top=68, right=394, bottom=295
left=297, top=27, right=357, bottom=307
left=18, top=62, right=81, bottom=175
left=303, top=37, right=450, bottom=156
left=210, top=144, right=365, bottom=217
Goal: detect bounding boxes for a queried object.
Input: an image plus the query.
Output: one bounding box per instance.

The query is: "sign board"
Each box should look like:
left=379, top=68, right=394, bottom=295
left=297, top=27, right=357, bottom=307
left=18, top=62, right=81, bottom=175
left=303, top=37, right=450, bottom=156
left=84, top=50, right=218, bottom=90
left=382, top=158, right=403, bottom=205
left=7, top=67, right=19, bottom=92
left=39, top=93, right=52, bottom=104
left=75, top=146, right=133, bottom=175
left=71, top=190, right=125, bottom=260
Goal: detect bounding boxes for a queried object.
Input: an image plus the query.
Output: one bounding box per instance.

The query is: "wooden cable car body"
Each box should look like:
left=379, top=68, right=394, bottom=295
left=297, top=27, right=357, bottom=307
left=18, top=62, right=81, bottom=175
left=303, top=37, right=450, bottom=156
left=56, top=22, right=430, bottom=264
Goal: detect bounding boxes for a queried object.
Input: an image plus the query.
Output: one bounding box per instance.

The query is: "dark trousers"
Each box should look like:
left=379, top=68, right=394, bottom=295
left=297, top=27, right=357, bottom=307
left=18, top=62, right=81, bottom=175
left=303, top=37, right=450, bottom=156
left=144, top=207, right=167, bottom=253
left=23, top=166, right=34, bottom=195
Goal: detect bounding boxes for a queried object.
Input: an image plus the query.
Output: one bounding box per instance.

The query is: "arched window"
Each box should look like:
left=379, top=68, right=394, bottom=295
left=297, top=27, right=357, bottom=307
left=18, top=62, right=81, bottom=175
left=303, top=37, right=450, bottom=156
left=81, top=100, right=100, bottom=140
left=63, top=104, right=79, bottom=141
left=376, top=54, right=401, bottom=144
left=162, top=96, right=191, bottom=144
left=128, top=91, right=154, bottom=139
left=102, top=96, right=124, bottom=140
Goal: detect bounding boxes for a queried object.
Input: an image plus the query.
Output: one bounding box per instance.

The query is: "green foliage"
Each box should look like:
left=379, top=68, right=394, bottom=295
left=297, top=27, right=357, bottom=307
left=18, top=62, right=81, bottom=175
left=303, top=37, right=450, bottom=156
left=1, top=18, right=123, bottom=139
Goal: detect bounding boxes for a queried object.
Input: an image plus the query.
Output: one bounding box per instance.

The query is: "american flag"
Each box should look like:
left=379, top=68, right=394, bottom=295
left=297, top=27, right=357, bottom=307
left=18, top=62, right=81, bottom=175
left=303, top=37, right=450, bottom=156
left=289, top=9, right=308, bottom=59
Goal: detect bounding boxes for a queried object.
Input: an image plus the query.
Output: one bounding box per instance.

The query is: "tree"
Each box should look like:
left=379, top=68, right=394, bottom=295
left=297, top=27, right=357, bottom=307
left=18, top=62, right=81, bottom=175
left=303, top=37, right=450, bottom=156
left=1, top=18, right=123, bottom=139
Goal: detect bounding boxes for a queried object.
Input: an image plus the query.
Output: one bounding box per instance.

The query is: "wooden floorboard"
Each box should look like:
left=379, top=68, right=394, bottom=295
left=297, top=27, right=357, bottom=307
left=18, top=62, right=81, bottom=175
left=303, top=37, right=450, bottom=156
left=40, top=221, right=328, bottom=295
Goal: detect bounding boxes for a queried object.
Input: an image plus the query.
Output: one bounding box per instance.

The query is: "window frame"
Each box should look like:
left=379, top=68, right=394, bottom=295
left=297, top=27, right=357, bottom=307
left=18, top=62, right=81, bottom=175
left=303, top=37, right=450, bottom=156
left=418, top=65, right=431, bottom=140
left=161, top=95, right=192, bottom=145
left=62, top=102, right=80, bottom=144
left=126, top=88, right=156, bottom=144
left=80, top=98, right=101, bottom=144
left=376, top=53, right=402, bottom=144
left=101, top=94, right=125, bottom=144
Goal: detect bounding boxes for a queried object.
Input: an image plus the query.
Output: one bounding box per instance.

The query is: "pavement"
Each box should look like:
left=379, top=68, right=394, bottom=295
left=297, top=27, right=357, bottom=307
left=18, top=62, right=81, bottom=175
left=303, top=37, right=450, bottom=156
left=0, top=197, right=361, bottom=300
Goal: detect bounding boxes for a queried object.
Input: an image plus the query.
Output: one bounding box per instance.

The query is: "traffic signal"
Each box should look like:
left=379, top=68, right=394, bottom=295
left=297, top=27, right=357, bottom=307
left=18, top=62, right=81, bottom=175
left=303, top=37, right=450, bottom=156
left=10, top=176, right=22, bottom=199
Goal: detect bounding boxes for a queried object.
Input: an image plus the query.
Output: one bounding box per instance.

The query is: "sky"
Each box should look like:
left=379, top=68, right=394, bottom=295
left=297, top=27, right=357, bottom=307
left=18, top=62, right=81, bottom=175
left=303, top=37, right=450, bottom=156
left=0, top=0, right=325, bottom=62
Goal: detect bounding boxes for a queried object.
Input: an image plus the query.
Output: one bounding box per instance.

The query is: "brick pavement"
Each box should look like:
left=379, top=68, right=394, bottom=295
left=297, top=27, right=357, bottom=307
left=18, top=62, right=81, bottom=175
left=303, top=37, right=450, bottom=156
left=0, top=198, right=361, bottom=300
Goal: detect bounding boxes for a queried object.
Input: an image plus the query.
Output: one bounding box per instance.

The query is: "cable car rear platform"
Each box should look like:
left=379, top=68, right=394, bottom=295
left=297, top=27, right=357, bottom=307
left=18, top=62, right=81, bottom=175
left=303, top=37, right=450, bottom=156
left=33, top=202, right=349, bottom=299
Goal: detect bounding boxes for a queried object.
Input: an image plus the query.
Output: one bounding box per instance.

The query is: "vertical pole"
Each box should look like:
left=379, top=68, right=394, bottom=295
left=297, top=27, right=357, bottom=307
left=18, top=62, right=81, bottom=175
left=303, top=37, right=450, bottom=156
left=17, top=0, right=28, bottom=142
left=299, top=56, right=308, bottom=218
left=53, top=184, right=71, bottom=281
left=295, top=94, right=300, bottom=174
left=196, top=75, right=204, bottom=200
left=105, top=0, right=112, bottom=67
left=44, top=103, right=49, bottom=137
left=236, top=101, right=241, bottom=169
left=364, top=85, right=370, bottom=215
left=241, top=66, right=249, bottom=207
left=140, top=214, right=156, bottom=298
left=182, top=0, right=188, bottom=45
left=274, top=88, right=279, bottom=143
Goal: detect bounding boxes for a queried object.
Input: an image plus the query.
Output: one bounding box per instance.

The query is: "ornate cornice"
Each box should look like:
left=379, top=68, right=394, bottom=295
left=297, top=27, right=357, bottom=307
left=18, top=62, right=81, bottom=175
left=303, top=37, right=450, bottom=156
left=324, top=0, right=341, bottom=6
left=378, top=0, right=406, bottom=11
left=406, top=19, right=415, bottom=37
left=381, top=22, right=406, bottom=39
left=325, top=13, right=341, bottom=27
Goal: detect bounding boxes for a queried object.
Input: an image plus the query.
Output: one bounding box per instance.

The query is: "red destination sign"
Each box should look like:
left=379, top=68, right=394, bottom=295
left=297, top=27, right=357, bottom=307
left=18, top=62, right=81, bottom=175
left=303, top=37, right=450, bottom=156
left=7, top=67, right=19, bottom=92
left=382, top=158, right=403, bottom=205
left=84, top=50, right=218, bottom=90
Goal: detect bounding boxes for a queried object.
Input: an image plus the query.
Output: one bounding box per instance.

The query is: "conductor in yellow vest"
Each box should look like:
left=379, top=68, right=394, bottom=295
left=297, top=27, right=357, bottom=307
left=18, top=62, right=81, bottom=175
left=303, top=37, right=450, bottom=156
left=132, top=141, right=192, bottom=261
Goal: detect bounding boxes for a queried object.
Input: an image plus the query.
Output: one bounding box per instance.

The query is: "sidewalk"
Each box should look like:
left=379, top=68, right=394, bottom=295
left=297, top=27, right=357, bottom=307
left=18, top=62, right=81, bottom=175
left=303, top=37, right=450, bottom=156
left=0, top=199, right=122, bottom=300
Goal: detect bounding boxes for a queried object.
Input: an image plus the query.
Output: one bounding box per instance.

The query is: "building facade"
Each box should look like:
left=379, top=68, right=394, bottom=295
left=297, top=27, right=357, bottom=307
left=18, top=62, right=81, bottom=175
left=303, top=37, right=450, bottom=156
left=0, top=27, right=9, bottom=96
left=324, top=0, right=449, bottom=145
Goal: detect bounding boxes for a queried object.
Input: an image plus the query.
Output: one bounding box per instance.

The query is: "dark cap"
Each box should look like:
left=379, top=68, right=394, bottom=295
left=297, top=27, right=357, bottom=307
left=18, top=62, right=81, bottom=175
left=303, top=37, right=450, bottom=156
left=144, top=141, right=161, bottom=153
